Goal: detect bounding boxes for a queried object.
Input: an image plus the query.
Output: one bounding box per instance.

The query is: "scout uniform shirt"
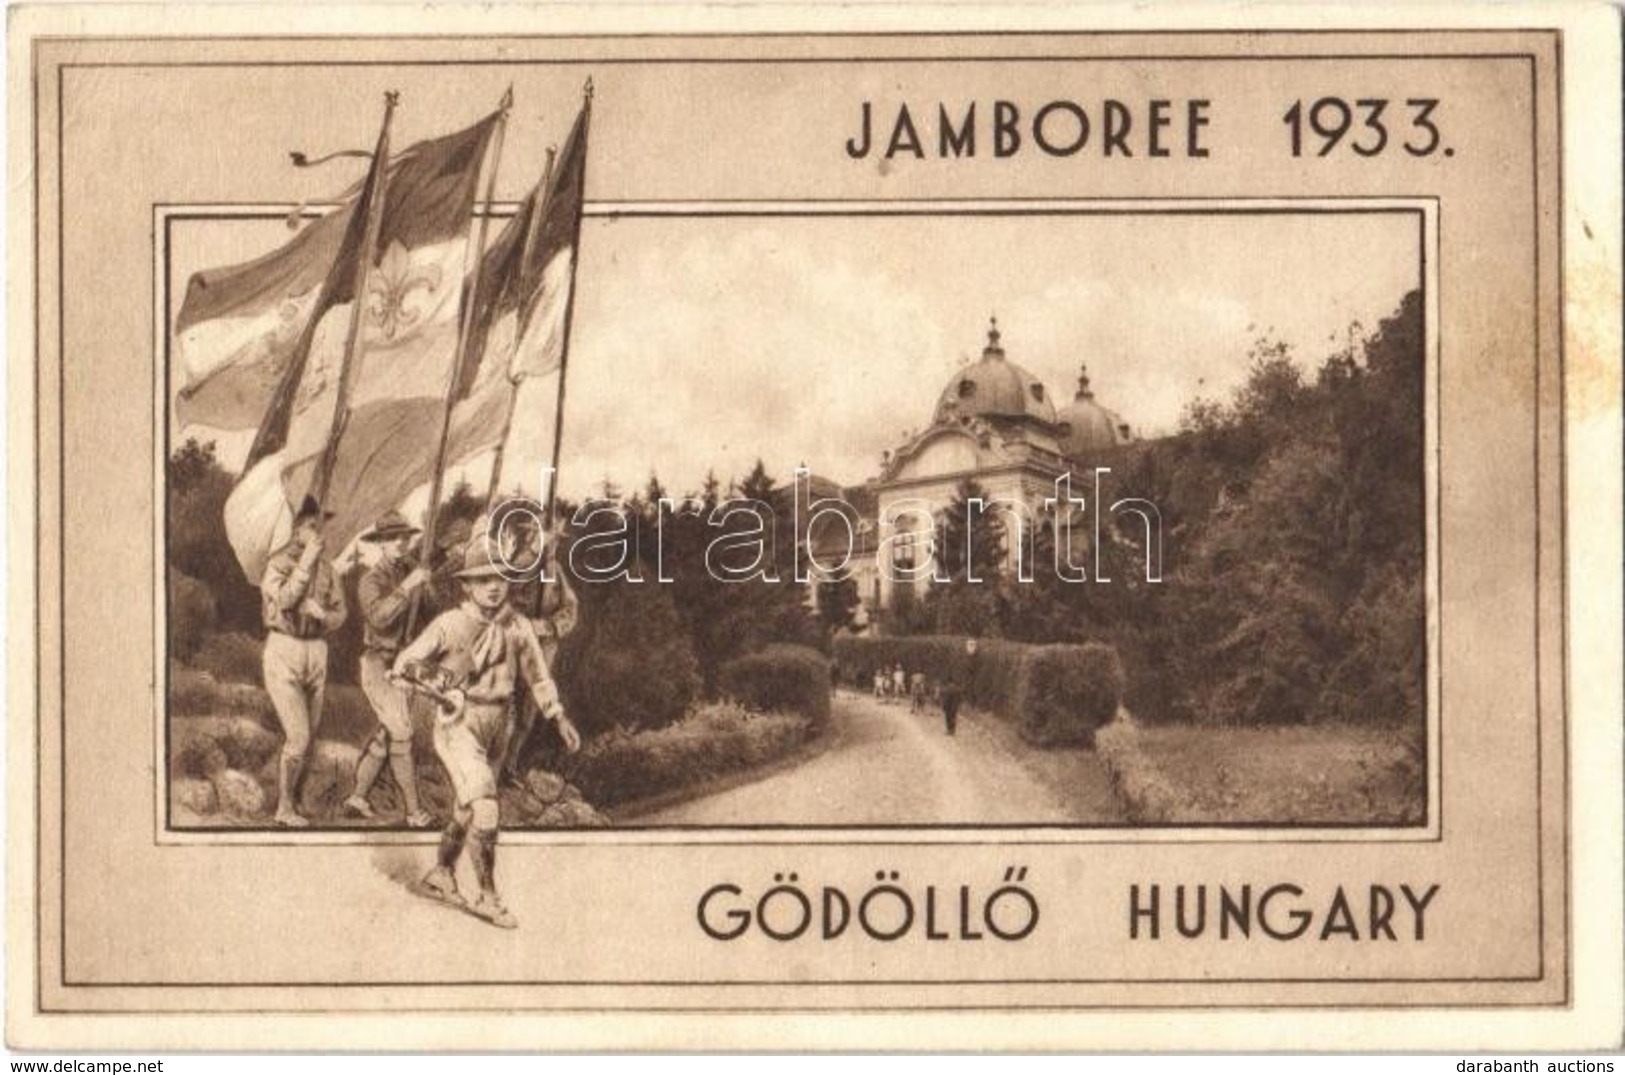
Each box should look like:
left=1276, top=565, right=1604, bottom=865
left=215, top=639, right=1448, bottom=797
left=393, top=601, right=561, bottom=805
left=397, top=601, right=561, bottom=708
left=261, top=539, right=347, bottom=638
left=357, top=555, right=416, bottom=657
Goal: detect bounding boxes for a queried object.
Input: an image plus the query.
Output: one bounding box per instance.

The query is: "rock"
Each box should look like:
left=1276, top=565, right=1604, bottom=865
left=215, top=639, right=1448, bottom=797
left=213, top=768, right=267, bottom=817
left=539, top=799, right=610, bottom=828
left=171, top=714, right=281, bottom=777
left=523, top=768, right=567, bottom=803
left=172, top=777, right=218, bottom=815
left=173, top=738, right=229, bottom=780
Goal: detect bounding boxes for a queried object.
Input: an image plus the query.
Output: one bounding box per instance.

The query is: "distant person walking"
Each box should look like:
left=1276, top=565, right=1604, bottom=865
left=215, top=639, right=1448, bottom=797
left=909, top=671, right=927, bottom=714
left=941, top=638, right=978, bottom=737
left=892, top=663, right=907, bottom=702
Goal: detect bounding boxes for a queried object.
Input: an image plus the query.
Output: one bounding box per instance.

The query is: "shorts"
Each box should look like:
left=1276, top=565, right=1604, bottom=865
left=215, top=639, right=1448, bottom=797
left=358, top=651, right=413, bottom=741
left=432, top=699, right=509, bottom=806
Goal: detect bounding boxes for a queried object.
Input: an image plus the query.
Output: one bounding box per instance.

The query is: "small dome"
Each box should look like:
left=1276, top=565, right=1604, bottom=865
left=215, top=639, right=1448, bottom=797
left=1057, top=364, right=1133, bottom=458
left=933, top=318, right=1058, bottom=426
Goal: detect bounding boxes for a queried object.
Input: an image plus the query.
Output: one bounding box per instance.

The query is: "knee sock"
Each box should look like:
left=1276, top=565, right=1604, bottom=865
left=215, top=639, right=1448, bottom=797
left=437, top=819, right=467, bottom=872
left=470, top=829, right=499, bottom=897
left=388, top=745, right=420, bottom=815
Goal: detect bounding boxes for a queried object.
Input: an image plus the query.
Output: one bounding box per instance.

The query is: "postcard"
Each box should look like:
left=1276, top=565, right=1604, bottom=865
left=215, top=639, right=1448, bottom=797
left=8, top=3, right=1622, bottom=1051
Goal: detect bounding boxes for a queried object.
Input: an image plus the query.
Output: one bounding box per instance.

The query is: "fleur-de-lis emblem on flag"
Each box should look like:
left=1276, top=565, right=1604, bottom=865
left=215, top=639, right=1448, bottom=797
left=367, top=241, right=443, bottom=339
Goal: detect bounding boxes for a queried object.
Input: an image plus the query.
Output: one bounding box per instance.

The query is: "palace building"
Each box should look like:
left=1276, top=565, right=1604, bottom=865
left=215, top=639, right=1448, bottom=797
left=809, top=318, right=1136, bottom=629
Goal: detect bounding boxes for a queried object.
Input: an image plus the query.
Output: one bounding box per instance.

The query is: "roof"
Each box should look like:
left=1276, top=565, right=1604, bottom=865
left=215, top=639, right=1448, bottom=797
left=932, top=319, right=1058, bottom=426
left=1056, top=364, right=1134, bottom=458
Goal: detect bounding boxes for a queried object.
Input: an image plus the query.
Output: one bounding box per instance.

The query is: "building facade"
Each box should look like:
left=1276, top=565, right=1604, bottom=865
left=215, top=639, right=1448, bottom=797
left=809, top=318, right=1136, bottom=630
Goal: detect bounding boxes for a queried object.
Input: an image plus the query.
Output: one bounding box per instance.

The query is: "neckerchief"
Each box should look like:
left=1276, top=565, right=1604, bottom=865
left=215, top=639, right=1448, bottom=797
left=463, top=601, right=515, bottom=677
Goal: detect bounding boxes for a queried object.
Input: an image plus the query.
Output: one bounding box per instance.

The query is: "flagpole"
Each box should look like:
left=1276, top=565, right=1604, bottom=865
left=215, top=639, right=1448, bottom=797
left=310, top=90, right=398, bottom=503
left=484, top=144, right=558, bottom=506
left=542, top=79, right=594, bottom=535
left=410, top=87, right=513, bottom=634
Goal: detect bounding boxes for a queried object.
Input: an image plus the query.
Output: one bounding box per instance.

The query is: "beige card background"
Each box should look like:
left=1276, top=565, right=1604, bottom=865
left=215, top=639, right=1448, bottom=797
left=8, top=2, right=1622, bottom=1052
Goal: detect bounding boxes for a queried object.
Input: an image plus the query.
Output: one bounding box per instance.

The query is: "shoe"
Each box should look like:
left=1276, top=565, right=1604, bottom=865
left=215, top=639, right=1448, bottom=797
left=404, top=810, right=435, bottom=828
left=418, top=866, right=460, bottom=904
left=341, top=795, right=376, bottom=819
left=468, top=892, right=519, bottom=930
left=273, top=809, right=310, bottom=828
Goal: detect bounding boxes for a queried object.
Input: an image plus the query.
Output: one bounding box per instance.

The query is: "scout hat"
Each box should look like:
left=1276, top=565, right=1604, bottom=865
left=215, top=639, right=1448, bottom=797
left=359, top=509, right=422, bottom=543
left=453, top=537, right=511, bottom=580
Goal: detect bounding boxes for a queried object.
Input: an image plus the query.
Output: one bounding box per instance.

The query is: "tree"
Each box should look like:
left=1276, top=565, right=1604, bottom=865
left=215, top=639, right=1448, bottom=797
left=922, top=478, right=1006, bottom=636
left=932, top=478, right=1005, bottom=582
left=880, top=577, right=934, bottom=636
left=815, top=575, right=860, bottom=632
left=709, top=460, right=822, bottom=656
left=166, top=438, right=260, bottom=634
left=552, top=512, right=701, bottom=733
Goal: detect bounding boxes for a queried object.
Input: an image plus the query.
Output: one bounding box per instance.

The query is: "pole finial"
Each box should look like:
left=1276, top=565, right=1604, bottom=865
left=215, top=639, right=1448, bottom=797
left=384, top=89, right=401, bottom=109
left=500, top=84, right=515, bottom=112
left=584, top=76, right=595, bottom=101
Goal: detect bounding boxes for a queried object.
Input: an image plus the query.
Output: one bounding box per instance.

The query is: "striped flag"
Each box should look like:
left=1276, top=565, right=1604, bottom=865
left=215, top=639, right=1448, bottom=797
left=176, top=104, right=503, bottom=582
left=463, top=100, right=589, bottom=397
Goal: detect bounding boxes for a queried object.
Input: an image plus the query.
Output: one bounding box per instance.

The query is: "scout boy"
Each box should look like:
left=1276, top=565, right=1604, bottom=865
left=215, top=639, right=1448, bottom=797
left=483, top=508, right=579, bottom=782
left=391, top=537, right=582, bottom=929
left=342, top=509, right=435, bottom=826
left=259, top=495, right=348, bottom=828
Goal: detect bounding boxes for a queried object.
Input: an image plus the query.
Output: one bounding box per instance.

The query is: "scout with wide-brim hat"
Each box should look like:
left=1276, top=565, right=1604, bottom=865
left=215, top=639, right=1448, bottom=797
left=392, top=529, right=582, bottom=930
left=343, top=508, right=434, bottom=830
left=359, top=509, right=422, bottom=544
left=453, top=538, right=513, bottom=580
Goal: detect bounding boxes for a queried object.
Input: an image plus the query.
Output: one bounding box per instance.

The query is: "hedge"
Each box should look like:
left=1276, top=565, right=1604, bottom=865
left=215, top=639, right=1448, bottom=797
left=832, top=634, right=1123, bottom=747
left=569, top=701, right=813, bottom=809
left=717, top=644, right=832, bottom=728
left=1012, top=644, right=1124, bottom=746
left=832, top=635, right=1020, bottom=709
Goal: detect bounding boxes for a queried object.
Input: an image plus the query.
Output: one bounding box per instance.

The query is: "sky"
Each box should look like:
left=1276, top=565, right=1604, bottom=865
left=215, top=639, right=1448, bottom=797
left=168, top=208, right=1420, bottom=502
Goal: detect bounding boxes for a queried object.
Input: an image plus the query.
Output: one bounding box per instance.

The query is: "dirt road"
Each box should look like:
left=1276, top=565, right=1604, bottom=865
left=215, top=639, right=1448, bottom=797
left=636, top=690, right=1124, bottom=826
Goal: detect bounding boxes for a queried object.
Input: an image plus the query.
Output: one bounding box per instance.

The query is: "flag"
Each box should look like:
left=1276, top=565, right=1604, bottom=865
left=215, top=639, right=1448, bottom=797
left=353, top=94, right=592, bottom=544
left=204, top=104, right=503, bottom=582
left=462, top=100, right=588, bottom=399
left=176, top=114, right=500, bottom=435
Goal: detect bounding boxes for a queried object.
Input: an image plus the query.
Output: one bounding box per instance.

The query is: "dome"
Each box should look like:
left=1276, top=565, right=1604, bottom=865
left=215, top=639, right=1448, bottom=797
left=1057, top=365, right=1133, bottom=458
left=933, top=319, right=1058, bottom=426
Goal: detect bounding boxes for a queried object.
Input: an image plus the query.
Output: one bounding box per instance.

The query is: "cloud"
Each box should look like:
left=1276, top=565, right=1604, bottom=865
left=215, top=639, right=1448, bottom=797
left=505, top=223, right=954, bottom=497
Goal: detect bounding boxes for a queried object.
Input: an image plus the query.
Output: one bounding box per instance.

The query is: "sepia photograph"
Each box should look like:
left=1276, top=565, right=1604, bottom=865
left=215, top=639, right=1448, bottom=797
left=166, top=170, right=1432, bottom=839
left=12, top=9, right=1619, bottom=1050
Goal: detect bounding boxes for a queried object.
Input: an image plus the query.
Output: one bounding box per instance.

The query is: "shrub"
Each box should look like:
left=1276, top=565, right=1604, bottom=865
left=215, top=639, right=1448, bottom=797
left=569, top=701, right=812, bottom=808
left=554, top=576, right=701, bottom=733
left=167, top=664, right=276, bottom=721
left=1011, top=644, right=1124, bottom=746
left=167, top=569, right=217, bottom=662
left=834, top=634, right=1123, bottom=749
left=189, top=630, right=264, bottom=685
left=831, top=634, right=1026, bottom=713
left=717, top=644, right=832, bottom=727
